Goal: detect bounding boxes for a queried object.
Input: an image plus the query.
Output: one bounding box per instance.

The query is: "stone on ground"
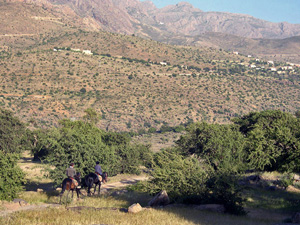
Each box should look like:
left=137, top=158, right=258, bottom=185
left=148, top=190, right=170, bottom=207
left=128, top=203, right=143, bottom=213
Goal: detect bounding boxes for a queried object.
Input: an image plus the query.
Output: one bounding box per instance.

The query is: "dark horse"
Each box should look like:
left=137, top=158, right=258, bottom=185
left=85, top=172, right=108, bottom=196
left=59, top=172, right=81, bottom=204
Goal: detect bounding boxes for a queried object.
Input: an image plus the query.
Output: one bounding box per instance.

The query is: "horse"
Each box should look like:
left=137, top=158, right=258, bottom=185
left=85, top=172, right=108, bottom=196
left=59, top=172, right=82, bottom=204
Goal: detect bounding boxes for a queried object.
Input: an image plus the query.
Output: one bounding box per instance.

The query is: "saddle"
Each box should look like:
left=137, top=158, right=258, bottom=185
left=69, top=177, right=78, bottom=189
left=96, top=173, right=102, bottom=182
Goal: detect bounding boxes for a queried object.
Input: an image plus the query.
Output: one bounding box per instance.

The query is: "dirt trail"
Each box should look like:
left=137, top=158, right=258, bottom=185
left=1, top=152, right=149, bottom=217
left=102, top=175, right=148, bottom=190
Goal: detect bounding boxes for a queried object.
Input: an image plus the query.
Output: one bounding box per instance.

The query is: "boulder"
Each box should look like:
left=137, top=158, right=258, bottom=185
left=294, top=174, right=300, bottom=182
left=37, top=188, right=44, bottom=193
left=194, top=204, right=225, bottom=213
left=148, top=190, right=170, bottom=207
left=3, top=202, right=21, bottom=211
left=128, top=203, right=143, bottom=214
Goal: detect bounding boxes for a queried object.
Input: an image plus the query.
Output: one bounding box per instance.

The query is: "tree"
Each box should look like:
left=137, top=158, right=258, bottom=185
left=0, top=108, right=29, bottom=153
left=233, top=110, right=300, bottom=172
left=0, top=151, right=25, bottom=200
left=83, top=108, right=101, bottom=124
left=175, top=122, right=247, bottom=173
left=32, top=120, right=152, bottom=185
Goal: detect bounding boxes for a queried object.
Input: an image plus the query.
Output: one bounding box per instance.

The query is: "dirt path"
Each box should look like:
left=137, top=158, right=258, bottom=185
left=0, top=152, right=149, bottom=217
left=102, top=175, right=148, bottom=190
left=0, top=175, right=148, bottom=217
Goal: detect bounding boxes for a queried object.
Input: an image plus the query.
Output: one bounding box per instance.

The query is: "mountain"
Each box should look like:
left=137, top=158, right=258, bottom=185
left=1, top=0, right=300, bottom=131
left=5, top=0, right=300, bottom=39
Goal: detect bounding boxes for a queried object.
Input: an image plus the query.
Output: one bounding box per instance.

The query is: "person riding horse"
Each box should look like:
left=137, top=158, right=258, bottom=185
left=95, top=161, right=103, bottom=182
left=66, top=163, right=78, bottom=187
left=60, top=171, right=82, bottom=204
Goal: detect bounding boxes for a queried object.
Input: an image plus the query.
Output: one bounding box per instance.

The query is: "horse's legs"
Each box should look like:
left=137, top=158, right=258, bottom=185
left=66, top=190, right=70, bottom=206
left=93, top=183, right=97, bottom=195
left=98, top=183, right=101, bottom=195
left=76, top=188, right=79, bottom=199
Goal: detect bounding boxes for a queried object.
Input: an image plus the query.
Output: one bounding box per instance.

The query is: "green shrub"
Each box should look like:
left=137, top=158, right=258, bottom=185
left=0, top=108, right=30, bottom=153
left=175, top=122, right=247, bottom=173
left=142, top=149, right=209, bottom=200
left=138, top=149, right=246, bottom=215
left=0, top=152, right=25, bottom=200
left=233, top=110, right=300, bottom=172
left=32, top=120, right=152, bottom=185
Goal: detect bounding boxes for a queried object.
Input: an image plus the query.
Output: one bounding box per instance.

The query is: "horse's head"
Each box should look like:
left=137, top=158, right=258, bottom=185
left=102, top=172, right=108, bottom=183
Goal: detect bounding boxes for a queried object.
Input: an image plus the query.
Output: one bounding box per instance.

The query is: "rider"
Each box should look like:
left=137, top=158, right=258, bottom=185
left=95, top=161, right=103, bottom=182
left=66, top=163, right=78, bottom=187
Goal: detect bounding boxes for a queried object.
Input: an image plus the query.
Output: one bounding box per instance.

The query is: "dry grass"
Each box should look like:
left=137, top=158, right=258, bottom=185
left=18, top=151, right=55, bottom=191
left=0, top=196, right=282, bottom=225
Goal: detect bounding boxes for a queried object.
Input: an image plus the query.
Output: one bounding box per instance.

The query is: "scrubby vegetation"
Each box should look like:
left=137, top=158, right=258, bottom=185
left=0, top=108, right=27, bottom=200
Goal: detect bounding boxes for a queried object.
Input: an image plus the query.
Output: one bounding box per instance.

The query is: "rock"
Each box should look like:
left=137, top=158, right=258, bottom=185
left=294, top=174, right=300, bottom=182
left=292, top=212, right=300, bottom=223
left=148, top=190, right=170, bottom=207
left=128, top=203, right=143, bottom=214
left=13, top=199, right=28, bottom=207
left=194, top=204, right=225, bottom=213
left=37, top=188, right=44, bottom=193
left=286, top=185, right=300, bottom=193
left=3, top=202, right=21, bottom=211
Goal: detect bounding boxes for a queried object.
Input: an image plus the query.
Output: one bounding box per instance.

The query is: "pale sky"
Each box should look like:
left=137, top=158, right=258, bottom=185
left=142, top=0, right=300, bottom=24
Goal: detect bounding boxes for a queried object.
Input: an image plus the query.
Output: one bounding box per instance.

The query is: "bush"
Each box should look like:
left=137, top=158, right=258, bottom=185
left=207, top=173, right=246, bottom=215
left=0, top=152, right=25, bottom=200
left=0, top=108, right=30, bottom=153
left=233, top=110, right=300, bottom=172
left=142, top=149, right=209, bottom=200
left=175, top=122, right=247, bottom=173
left=138, top=149, right=246, bottom=215
left=32, top=120, right=152, bottom=185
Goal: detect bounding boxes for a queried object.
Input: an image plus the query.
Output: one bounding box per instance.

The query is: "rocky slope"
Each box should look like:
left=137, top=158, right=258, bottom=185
left=4, top=0, right=300, bottom=39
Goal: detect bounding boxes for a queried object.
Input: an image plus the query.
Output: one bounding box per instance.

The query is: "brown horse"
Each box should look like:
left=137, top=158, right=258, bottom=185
left=85, top=172, right=108, bottom=196
left=59, top=172, right=81, bottom=204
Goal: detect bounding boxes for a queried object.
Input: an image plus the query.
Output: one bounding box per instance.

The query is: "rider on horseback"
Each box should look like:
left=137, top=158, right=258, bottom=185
left=66, top=163, right=78, bottom=187
left=95, top=161, right=103, bottom=182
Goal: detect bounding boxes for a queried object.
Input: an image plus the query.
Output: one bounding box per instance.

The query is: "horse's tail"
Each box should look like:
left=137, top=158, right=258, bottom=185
left=60, top=179, right=66, bottom=195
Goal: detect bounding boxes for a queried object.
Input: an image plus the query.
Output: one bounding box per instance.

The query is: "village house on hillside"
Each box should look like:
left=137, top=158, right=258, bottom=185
left=83, top=50, right=93, bottom=55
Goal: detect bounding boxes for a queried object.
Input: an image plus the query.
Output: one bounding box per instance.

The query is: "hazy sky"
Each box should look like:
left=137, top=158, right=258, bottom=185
left=142, top=0, right=300, bottom=24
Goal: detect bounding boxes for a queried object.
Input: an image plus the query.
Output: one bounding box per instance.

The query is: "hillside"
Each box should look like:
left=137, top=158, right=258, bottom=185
left=3, top=0, right=300, bottom=63
left=0, top=2, right=300, bottom=131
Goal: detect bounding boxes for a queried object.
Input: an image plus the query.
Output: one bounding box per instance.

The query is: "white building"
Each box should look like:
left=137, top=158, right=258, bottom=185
left=83, top=50, right=93, bottom=55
